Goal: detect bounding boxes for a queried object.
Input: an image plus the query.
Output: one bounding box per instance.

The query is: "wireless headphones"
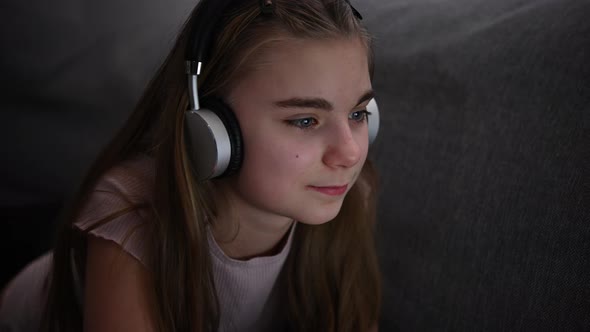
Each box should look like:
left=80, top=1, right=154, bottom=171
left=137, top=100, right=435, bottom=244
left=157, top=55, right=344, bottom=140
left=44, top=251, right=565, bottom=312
left=184, top=0, right=380, bottom=180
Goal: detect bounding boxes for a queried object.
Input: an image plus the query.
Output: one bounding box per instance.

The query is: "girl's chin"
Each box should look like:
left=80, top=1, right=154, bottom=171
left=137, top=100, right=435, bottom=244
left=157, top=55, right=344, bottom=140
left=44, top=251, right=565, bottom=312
left=291, top=206, right=343, bottom=226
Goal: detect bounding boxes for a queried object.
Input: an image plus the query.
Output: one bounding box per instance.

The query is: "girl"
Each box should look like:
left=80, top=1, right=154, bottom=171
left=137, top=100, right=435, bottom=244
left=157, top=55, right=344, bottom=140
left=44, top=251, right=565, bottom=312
left=0, top=0, right=381, bottom=331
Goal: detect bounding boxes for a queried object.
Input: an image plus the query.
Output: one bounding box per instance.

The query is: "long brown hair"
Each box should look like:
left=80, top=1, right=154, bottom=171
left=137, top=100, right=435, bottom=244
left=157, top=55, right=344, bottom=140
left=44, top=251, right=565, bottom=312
left=43, top=1, right=381, bottom=331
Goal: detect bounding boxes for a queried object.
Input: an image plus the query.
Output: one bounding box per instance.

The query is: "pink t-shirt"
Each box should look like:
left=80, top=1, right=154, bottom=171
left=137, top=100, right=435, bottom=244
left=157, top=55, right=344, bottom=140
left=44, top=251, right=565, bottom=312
left=0, top=155, right=295, bottom=332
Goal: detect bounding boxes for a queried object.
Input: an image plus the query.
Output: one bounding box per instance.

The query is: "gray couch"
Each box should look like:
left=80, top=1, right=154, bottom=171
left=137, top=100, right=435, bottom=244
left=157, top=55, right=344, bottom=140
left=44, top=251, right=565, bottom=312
left=1, top=0, right=588, bottom=330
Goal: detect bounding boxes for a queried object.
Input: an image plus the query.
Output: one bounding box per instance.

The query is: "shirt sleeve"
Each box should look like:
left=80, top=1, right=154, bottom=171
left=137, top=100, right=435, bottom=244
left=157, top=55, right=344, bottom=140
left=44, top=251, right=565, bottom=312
left=73, top=156, right=155, bottom=267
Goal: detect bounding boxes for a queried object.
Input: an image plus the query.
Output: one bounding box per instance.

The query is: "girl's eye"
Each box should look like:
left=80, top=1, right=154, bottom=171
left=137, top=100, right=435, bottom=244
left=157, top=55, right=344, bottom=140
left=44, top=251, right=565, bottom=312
left=286, top=117, right=318, bottom=129
left=349, top=110, right=371, bottom=122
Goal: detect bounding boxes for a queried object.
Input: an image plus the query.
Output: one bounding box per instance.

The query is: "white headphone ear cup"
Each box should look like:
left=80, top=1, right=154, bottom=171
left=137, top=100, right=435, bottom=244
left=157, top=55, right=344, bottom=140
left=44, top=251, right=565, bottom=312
left=367, top=98, right=380, bottom=144
left=184, top=109, right=232, bottom=180
left=202, top=98, right=244, bottom=176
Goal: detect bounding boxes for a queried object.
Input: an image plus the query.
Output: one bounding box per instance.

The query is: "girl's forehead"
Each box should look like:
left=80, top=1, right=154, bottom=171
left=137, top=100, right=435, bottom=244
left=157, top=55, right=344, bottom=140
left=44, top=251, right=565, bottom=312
left=227, top=37, right=372, bottom=108
left=257, top=36, right=367, bottom=65
left=236, top=37, right=370, bottom=85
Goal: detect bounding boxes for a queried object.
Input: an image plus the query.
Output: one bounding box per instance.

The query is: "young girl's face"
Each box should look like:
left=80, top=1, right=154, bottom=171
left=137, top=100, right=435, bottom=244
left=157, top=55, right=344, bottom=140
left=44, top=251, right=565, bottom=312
left=223, top=37, right=373, bottom=225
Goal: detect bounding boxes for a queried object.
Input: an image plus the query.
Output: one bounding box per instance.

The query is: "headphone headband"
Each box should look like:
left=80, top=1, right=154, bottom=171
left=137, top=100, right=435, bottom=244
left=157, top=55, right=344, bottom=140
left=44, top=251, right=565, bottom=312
left=186, top=0, right=235, bottom=72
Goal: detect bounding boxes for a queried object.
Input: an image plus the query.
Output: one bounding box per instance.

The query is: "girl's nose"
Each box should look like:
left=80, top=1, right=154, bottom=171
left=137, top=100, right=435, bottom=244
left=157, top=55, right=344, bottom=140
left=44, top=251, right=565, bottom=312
left=322, top=123, right=363, bottom=169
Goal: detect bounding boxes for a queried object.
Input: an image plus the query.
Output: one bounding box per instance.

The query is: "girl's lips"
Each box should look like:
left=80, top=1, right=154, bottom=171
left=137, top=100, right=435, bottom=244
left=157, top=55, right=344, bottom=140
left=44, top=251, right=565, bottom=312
left=308, top=185, right=348, bottom=196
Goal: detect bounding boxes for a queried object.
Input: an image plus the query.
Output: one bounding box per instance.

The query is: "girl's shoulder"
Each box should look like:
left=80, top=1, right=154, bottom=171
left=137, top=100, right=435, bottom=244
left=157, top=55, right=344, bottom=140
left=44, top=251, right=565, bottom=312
left=93, top=154, right=156, bottom=202
left=74, top=154, right=156, bottom=266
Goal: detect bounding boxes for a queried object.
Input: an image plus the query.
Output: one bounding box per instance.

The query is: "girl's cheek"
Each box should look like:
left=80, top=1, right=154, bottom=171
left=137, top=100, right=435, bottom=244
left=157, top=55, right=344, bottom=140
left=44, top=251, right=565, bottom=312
left=288, top=150, right=318, bottom=171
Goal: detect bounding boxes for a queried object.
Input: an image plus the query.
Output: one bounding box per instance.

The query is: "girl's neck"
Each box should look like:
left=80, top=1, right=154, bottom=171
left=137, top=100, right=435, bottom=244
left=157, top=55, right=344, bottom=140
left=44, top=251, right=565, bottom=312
left=210, top=202, right=295, bottom=260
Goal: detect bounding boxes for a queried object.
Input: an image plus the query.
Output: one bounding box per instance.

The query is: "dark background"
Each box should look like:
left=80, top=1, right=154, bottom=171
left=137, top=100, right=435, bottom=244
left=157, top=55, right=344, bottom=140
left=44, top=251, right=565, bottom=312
left=1, top=0, right=588, bottom=331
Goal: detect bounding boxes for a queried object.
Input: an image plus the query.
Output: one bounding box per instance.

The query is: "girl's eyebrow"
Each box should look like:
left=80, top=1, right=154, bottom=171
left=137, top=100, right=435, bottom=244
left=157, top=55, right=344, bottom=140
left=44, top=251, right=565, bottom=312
left=273, top=89, right=375, bottom=111
left=356, top=90, right=376, bottom=105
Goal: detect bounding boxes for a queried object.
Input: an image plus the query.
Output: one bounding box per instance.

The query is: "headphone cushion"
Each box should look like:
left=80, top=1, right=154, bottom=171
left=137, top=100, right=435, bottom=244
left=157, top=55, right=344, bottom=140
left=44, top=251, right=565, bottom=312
left=201, top=97, right=243, bottom=176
